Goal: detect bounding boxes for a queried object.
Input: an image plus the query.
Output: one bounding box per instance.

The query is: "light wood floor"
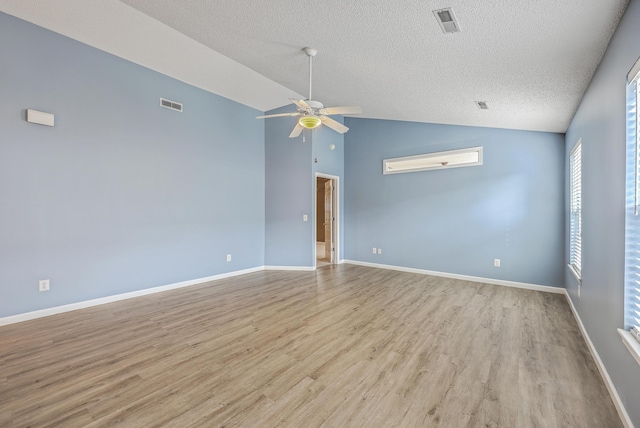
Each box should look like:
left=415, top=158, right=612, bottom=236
left=0, top=265, right=622, bottom=427
left=316, top=242, right=330, bottom=268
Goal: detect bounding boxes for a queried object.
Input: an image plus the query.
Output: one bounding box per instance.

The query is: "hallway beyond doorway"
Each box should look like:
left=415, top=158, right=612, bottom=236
left=316, top=241, right=330, bottom=267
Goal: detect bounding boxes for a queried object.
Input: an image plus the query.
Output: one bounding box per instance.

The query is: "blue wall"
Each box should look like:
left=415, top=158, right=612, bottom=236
left=312, top=117, right=345, bottom=262
left=264, top=105, right=346, bottom=266
left=0, top=13, right=265, bottom=318
left=564, top=0, right=640, bottom=424
left=264, top=106, right=313, bottom=267
left=344, top=118, right=565, bottom=287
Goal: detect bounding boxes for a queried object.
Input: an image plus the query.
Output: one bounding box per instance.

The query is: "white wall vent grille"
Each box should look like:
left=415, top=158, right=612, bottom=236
left=476, top=101, right=489, bottom=110
left=160, top=98, right=183, bottom=112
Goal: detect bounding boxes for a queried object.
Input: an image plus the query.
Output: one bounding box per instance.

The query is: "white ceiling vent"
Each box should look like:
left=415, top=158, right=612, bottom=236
left=475, top=101, right=489, bottom=110
left=160, top=98, right=183, bottom=112
left=433, top=8, right=460, bottom=34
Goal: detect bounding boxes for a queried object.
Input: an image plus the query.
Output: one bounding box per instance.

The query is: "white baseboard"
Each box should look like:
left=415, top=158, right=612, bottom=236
left=565, top=292, right=633, bottom=428
left=264, top=265, right=315, bottom=271
left=0, top=264, right=340, bottom=326
left=618, top=328, right=640, bottom=366
left=343, top=260, right=564, bottom=294
left=0, top=266, right=264, bottom=327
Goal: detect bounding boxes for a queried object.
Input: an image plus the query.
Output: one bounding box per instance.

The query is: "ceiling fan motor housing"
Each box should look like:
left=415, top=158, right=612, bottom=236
left=303, top=47, right=317, bottom=57
left=255, top=47, right=360, bottom=137
left=304, top=100, right=324, bottom=110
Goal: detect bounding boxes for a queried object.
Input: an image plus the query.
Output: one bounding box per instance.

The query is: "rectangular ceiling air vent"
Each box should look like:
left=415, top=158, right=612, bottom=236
left=433, top=7, right=460, bottom=34
left=160, top=98, right=183, bottom=112
left=475, top=101, right=489, bottom=110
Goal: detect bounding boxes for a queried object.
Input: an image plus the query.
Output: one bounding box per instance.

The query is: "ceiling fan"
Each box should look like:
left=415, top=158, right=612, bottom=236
left=256, top=47, right=362, bottom=138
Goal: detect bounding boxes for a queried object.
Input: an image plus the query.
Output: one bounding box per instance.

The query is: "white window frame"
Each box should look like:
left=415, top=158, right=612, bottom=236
left=383, top=146, right=483, bottom=175
left=568, top=139, right=582, bottom=283
left=621, top=58, right=640, bottom=364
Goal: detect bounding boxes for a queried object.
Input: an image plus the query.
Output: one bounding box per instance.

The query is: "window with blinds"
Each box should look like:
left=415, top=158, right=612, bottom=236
left=569, top=140, right=582, bottom=282
left=624, top=58, right=640, bottom=349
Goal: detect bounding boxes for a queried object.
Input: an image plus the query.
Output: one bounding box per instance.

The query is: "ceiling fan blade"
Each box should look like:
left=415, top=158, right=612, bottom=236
left=319, top=105, right=362, bottom=116
left=320, top=116, right=349, bottom=134
left=256, top=112, right=300, bottom=119
left=289, top=98, right=310, bottom=109
left=289, top=123, right=304, bottom=138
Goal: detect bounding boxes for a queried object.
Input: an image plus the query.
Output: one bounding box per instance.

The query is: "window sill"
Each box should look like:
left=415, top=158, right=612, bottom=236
left=567, top=264, right=582, bottom=285
left=618, top=328, right=640, bottom=366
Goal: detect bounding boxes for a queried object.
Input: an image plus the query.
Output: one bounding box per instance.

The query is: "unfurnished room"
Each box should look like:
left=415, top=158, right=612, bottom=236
left=1, top=1, right=639, bottom=426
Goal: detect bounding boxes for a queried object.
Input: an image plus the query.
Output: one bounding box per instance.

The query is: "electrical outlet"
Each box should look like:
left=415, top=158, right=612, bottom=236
left=377, top=248, right=382, bottom=255
left=226, top=254, right=232, bottom=262
left=372, top=247, right=377, bottom=254
left=39, top=279, right=50, bottom=292
left=303, top=214, right=308, bottom=222
left=494, top=259, right=501, bottom=267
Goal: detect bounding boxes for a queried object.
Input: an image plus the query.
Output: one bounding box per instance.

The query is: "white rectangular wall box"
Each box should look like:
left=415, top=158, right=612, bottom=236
left=27, top=109, right=55, bottom=127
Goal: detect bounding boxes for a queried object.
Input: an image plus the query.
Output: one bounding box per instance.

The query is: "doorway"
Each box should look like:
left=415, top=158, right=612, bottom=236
left=315, top=174, right=339, bottom=268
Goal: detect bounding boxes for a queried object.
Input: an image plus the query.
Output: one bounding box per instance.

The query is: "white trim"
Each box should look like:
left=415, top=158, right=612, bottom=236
left=314, top=173, right=340, bottom=267
left=570, top=137, right=582, bottom=156
left=383, top=146, right=483, bottom=175
left=0, top=266, right=263, bottom=327
left=627, top=56, right=640, bottom=84
left=567, top=263, right=582, bottom=285
left=1, top=265, right=331, bottom=326
left=264, top=265, right=315, bottom=271
left=343, top=260, right=564, bottom=294
left=565, top=294, right=633, bottom=428
left=618, top=328, right=640, bottom=367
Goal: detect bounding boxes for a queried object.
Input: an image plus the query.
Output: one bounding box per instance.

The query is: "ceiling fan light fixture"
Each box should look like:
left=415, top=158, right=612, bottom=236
left=257, top=48, right=360, bottom=138
left=299, top=114, right=322, bottom=129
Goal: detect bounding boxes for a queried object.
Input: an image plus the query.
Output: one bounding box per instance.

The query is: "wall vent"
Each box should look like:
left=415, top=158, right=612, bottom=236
left=475, top=101, right=489, bottom=110
left=160, top=98, right=183, bottom=112
left=433, top=8, right=460, bottom=34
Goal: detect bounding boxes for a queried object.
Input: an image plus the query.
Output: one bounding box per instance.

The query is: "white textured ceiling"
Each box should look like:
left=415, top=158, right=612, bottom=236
left=0, top=0, right=629, bottom=133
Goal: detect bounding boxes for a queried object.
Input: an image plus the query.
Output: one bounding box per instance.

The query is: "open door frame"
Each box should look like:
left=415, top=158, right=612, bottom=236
left=314, top=173, right=340, bottom=267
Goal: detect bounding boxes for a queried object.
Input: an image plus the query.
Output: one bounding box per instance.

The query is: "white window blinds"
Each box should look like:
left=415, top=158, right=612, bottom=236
left=625, top=63, right=640, bottom=344
left=569, top=140, right=582, bottom=280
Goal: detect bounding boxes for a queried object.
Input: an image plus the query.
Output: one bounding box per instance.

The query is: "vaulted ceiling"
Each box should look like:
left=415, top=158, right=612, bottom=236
left=0, top=0, right=629, bottom=132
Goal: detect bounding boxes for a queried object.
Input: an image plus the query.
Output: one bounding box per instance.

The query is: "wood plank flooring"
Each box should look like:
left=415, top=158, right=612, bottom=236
left=0, top=264, right=622, bottom=427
